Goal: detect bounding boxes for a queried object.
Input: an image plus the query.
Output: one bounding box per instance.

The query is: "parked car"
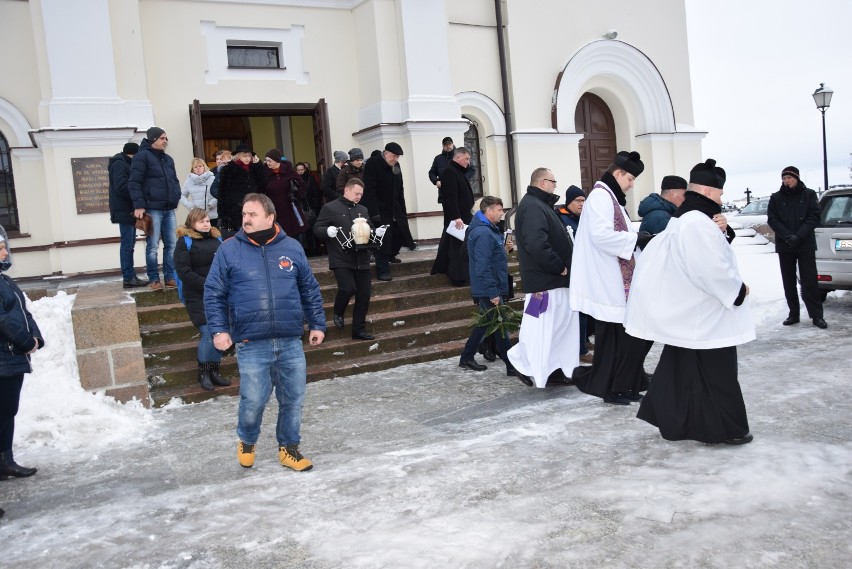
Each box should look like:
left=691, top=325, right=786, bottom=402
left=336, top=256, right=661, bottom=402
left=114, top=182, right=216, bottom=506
left=727, top=198, right=770, bottom=229
left=815, top=187, right=852, bottom=300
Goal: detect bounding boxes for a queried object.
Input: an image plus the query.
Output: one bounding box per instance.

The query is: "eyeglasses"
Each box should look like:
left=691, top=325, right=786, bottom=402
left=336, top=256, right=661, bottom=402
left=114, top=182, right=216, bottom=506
left=544, top=179, right=557, bottom=185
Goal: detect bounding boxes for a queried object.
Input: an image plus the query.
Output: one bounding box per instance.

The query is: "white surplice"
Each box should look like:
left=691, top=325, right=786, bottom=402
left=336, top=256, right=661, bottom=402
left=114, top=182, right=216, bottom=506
left=569, top=182, right=639, bottom=324
left=507, top=287, right=579, bottom=388
left=624, top=211, right=755, bottom=349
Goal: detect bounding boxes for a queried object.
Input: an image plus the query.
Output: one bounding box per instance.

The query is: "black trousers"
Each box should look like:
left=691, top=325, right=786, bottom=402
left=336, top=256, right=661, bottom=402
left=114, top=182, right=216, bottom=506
left=778, top=250, right=823, bottom=319
left=333, top=268, right=372, bottom=332
left=637, top=345, right=749, bottom=444
left=573, top=321, right=652, bottom=398
left=0, top=375, right=25, bottom=452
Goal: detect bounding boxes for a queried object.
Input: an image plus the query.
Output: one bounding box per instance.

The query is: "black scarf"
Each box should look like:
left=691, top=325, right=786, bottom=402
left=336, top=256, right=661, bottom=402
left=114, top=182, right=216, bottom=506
left=673, top=190, right=721, bottom=219
left=600, top=172, right=627, bottom=206
left=245, top=226, right=277, bottom=244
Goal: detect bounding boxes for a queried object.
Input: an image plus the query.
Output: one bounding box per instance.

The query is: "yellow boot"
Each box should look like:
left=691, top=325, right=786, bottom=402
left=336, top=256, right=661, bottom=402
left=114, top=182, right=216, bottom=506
left=237, top=441, right=255, bottom=468
left=279, top=444, right=313, bottom=471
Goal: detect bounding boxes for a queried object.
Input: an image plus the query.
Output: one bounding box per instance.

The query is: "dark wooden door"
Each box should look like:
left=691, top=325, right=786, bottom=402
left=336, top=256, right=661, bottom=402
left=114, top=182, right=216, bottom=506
left=190, top=99, right=204, bottom=161
left=574, top=93, right=616, bottom=192
left=312, top=99, right=331, bottom=176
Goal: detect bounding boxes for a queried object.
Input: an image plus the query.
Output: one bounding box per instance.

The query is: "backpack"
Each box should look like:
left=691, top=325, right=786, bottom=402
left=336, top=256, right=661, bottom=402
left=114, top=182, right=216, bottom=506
left=176, top=235, right=222, bottom=304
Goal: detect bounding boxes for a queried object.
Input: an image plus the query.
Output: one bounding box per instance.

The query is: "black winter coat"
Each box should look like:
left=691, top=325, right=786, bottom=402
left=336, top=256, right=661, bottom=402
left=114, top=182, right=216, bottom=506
left=1, top=273, right=44, bottom=376
left=313, top=197, right=372, bottom=270
left=217, top=161, right=267, bottom=232
left=514, top=186, right=573, bottom=293
left=108, top=152, right=135, bottom=224
left=362, top=154, right=407, bottom=224
left=767, top=182, right=820, bottom=253
left=336, top=162, right=365, bottom=194
left=321, top=164, right=341, bottom=203
left=440, top=160, right=475, bottom=225
left=127, top=139, right=181, bottom=211
left=173, top=226, right=222, bottom=327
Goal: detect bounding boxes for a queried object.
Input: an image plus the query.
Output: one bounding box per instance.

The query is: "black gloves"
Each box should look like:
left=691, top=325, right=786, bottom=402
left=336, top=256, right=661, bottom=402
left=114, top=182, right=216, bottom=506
left=636, top=231, right=655, bottom=250
left=785, top=235, right=801, bottom=248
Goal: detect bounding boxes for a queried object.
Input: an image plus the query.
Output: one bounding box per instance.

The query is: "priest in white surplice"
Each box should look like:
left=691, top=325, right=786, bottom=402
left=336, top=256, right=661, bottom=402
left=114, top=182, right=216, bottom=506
left=569, top=151, right=655, bottom=404
left=625, top=159, right=755, bottom=445
left=507, top=168, right=579, bottom=388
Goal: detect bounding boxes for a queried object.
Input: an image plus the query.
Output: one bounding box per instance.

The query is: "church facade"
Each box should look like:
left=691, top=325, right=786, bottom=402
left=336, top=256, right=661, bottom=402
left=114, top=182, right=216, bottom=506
left=0, top=0, right=704, bottom=278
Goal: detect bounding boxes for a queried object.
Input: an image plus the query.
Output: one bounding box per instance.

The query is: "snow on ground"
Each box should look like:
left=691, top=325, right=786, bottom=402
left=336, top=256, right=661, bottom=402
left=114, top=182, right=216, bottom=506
left=2, top=241, right=850, bottom=568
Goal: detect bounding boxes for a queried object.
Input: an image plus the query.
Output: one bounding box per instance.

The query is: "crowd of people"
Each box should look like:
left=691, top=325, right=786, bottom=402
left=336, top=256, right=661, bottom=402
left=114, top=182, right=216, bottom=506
left=0, top=133, right=826, bottom=492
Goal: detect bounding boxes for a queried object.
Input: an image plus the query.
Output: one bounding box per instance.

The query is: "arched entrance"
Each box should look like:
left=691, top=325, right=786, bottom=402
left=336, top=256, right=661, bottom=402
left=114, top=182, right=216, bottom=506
left=574, top=93, right=616, bottom=192
left=463, top=116, right=483, bottom=198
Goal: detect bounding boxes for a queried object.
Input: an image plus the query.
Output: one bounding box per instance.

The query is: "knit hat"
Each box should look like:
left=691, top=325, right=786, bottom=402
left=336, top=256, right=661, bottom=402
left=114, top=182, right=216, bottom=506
left=781, top=166, right=800, bottom=181
left=384, top=142, right=404, bottom=156
left=689, top=159, right=726, bottom=189
left=613, top=151, right=644, bottom=177
left=265, top=149, right=283, bottom=162
left=348, top=148, right=364, bottom=161
left=564, top=185, right=585, bottom=203
left=442, top=136, right=454, bottom=145
left=123, top=142, right=139, bottom=155
left=333, top=150, right=349, bottom=163
left=661, top=175, right=687, bottom=191
left=146, top=127, right=165, bottom=143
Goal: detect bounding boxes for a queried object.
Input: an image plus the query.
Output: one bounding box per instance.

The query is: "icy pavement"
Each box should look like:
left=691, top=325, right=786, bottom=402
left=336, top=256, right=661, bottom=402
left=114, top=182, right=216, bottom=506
left=2, top=292, right=851, bottom=568
left=3, top=242, right=852, bottom=568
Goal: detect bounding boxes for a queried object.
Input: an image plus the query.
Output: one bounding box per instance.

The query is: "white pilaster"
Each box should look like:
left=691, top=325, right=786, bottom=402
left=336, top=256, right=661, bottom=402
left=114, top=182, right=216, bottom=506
left=398, top=0, right=461, bottom=120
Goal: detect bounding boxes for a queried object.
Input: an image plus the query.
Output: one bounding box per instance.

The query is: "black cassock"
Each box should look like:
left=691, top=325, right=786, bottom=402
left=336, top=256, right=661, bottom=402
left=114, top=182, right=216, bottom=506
left=637, top=344, right=750, bottom=444
left=431, top=160, right=474, bottom=284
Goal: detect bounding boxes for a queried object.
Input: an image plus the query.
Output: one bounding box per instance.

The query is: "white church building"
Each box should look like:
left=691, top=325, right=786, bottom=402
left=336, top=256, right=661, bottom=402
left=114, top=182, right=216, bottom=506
left=0, top=0, right=704, bottom=279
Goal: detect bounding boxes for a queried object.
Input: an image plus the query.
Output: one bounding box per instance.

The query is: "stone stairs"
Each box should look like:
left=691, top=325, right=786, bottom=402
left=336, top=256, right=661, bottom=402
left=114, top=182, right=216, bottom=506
left=132, top=249, right=521, bottom=406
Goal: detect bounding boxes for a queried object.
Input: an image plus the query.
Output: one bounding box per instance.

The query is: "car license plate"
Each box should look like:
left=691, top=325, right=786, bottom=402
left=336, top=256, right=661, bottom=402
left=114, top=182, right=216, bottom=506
left=836, top=239, right=852, bottom=251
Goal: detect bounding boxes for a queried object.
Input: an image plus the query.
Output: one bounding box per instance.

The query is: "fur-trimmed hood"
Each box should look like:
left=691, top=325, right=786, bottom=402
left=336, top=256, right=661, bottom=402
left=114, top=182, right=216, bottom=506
left=177, top=225, right=222, bottom=240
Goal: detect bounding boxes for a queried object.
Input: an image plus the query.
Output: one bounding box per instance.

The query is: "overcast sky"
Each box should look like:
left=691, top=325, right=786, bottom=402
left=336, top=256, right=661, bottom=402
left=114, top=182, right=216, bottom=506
left=685, top=0, right=851, bottom=200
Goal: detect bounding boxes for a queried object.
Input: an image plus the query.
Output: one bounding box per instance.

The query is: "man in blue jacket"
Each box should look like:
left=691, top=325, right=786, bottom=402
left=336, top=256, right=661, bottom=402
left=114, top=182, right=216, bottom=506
left=205, top=193, right=326, bottom=472
left=128, top=127, right=181, bottom=290
left=637, top=175, right=687, bottom=234
left=458, top=196, right=515, bottom=375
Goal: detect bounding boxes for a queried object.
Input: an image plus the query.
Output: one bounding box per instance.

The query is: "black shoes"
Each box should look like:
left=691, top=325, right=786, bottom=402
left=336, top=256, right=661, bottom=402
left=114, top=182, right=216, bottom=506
left=0, top=450, right=37, bottom=478
left=389, top=257, right=402, bottom=264
left=197, top=362, right=215, bottom=391
left=508, top=368, right=534, bottom=386
left=352, top=330, right=375, bottom=341
left=782, top=315, right=800, bottom=326
left=459, top=359, right=487, bottom=372
left=723, top=432, right=754, bottom=445
left=377, top=273, right=392, bottom=281
left=208, top=362, right=231, bottom=386
left=122, top=276, right=149, bottom=288
left=813, top=318, right=827, bottom=329
left=333, top=314, right=344, bottom=329
left=547, top=369, right=575, bottom=387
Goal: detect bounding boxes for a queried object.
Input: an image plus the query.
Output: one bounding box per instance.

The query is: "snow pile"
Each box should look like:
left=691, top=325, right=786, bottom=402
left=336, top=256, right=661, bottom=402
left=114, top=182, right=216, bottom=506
left=15, top=291, right=157, bottom=451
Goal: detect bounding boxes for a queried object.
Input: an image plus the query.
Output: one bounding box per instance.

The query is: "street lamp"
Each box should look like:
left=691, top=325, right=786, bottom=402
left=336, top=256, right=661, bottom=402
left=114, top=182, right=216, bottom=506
left=812, top=83, right=834, bottom=193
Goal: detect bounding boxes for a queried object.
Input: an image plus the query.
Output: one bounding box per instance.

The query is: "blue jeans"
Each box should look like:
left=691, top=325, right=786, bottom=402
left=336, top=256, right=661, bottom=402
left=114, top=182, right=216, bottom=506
left=460, top=297, right=512, bottom=371
left=145, top=209, right=177, bottom=283
left=197, top=325, right=221, bottom=363
left=235, top=337, right=306, bottom=447
left=118, top=222, right=138, bottom=280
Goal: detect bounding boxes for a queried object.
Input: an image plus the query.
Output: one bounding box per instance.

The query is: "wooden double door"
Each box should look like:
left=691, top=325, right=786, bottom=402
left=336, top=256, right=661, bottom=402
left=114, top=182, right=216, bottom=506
left=575, top=93, right=616, bottom=192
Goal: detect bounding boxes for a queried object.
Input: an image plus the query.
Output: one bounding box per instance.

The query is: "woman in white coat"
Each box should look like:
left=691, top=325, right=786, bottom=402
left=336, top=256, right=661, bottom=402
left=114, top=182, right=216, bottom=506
left=625, top=159, right=755, bottom=445
left=181, top=158, right=218, bottom=227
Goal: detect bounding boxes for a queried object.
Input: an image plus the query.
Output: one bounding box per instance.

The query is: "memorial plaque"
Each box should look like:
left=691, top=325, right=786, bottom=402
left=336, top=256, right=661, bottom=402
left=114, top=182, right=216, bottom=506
left=71, top=157, right=111, bottom=214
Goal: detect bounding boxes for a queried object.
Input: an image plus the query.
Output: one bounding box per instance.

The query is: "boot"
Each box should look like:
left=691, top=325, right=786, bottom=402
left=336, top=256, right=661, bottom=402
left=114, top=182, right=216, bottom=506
left=0, top=450, right=37, bottom=478
left=208, top=362, right=231, bottom=387
left=197, top=361, right=215, bottom=391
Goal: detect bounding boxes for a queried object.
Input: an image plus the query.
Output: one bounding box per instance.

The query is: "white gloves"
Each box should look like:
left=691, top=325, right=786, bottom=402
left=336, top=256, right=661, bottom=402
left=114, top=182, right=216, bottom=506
left=375, top=226, right=387, bottom=237
left=326, top=226, right=339, bottom=238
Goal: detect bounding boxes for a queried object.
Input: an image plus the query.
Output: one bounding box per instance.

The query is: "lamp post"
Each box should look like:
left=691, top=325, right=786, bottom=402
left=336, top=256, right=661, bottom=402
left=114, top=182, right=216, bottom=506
left=812, top=83, right=834, bottom=193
